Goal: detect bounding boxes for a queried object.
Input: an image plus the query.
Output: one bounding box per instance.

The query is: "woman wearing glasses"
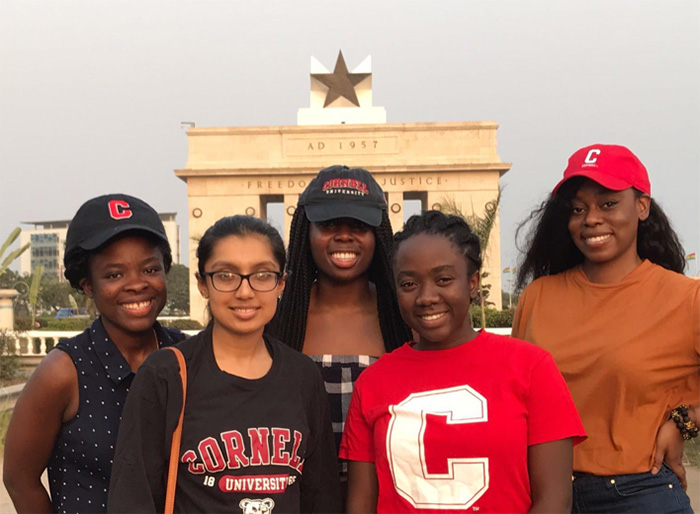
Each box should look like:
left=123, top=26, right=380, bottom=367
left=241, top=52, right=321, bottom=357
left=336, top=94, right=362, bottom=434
left=108, top=216, right=341, bottom=513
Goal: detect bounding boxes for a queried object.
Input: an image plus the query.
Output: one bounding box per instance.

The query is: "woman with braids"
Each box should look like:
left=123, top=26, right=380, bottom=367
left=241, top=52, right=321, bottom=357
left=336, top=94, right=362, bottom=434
left=4, top=194, right=184, bottom=514
left=512, top=144, right=699, bottom=513
left=270, top=165, right=411, bottom=491
left=341, top=210, right=585, bottom=513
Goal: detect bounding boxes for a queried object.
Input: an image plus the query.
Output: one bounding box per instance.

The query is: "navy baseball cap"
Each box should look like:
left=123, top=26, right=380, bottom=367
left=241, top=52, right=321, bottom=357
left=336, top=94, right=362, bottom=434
left=299, top=165, right=387, bottom=227
left=64, top=194, right=169, bottom=255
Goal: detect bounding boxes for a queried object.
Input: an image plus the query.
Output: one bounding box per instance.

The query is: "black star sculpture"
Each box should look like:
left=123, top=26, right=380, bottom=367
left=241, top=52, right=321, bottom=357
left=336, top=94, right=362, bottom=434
left=312, top=51, right=370, bottom=108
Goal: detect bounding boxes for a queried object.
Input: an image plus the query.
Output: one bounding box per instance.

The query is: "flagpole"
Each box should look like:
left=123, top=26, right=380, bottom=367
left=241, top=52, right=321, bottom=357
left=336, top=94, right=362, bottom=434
left=508, top=274, right=512, bottom=309
left=509, top=275, right=514, bottom=309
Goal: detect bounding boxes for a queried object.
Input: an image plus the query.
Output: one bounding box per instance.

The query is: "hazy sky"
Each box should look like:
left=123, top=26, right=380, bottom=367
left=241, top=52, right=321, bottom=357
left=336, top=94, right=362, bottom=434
left=2, top=0, right=699, bottom=279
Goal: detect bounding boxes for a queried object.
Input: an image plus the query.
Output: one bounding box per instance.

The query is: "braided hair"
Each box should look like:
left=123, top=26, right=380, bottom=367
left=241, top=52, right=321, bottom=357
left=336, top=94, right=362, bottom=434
left=515, top=176, right=686, bottom=290
left=270, top=205, right=411, bottom=352
left=393, top=210, right=482, bottom=277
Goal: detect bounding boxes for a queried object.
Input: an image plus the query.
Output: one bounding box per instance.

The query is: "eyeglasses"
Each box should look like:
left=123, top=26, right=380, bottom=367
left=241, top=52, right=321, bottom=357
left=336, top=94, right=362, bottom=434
left=200, top=270, right=282, bottom=293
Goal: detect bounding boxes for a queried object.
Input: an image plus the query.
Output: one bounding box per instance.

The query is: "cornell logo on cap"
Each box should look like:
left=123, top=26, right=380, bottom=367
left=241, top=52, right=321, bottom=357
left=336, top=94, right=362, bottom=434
left=321, top=178, right=369, bottom=196
left=108, top=200, right=133, bottom=220
left=583, top=149, right=601, bottom=166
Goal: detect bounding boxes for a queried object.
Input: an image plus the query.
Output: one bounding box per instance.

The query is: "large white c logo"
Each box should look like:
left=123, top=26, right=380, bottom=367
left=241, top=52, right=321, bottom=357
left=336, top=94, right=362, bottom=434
left=386, top=386, right=489, bottom=510
left=584, top=149, right=601, bottom=164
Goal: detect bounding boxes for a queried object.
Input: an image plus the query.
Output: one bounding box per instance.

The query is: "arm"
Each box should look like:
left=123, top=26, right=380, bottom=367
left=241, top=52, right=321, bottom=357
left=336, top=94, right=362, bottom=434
left=525, top=352, right=585, bottom=513
left=658, top=286, right=700, bottom=487
left=346, top=461, right=378, bottom=514
left=108, top=353, right=180, bottom=513
left=528, top=439, right=573, bottom=514
left=339, top=372, right=377, bottom=513
left=3, top=349, right=77, bottom=514
left=299, top=370, right=342, bottom=514
left=651, top=403, right=699, bottom=489
left=511, top=286, right=529, bottom=339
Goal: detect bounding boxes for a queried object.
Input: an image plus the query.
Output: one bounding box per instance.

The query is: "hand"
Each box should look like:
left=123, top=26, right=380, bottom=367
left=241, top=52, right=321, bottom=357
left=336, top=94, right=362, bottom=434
left=651, top=418, right=686, bottom=490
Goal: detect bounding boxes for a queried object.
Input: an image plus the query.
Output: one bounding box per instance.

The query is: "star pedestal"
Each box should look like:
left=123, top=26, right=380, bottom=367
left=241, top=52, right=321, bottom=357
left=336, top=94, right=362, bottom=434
left=297, top=53, right=387, bottom=126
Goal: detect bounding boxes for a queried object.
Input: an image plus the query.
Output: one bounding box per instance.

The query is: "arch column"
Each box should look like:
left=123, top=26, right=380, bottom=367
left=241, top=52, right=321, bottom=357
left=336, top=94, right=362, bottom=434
left=386, top=191, right=403, bottom=233
left=283, top=194, right=299, bottom=242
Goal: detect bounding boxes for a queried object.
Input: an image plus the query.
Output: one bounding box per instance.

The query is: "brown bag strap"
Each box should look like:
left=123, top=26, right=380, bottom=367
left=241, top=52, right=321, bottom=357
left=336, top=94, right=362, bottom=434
left=163, top=346, right=187, bottom=514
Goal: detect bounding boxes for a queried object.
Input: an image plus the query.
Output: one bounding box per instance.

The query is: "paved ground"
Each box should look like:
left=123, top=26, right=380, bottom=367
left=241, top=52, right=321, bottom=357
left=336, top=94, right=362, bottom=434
left=0, top=459, right=696, bottom=513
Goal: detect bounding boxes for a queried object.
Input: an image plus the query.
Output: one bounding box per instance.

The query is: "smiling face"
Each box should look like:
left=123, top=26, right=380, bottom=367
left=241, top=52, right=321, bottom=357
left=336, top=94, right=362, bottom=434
left=308, top=218, right=376, bottom=282
left=567, top=180, right=650, bottom=276
left=393, top=233, right=479, bottom=350
left=82, top=236, right=167, bottom=339
left=197, top=234, right=285, bottom=339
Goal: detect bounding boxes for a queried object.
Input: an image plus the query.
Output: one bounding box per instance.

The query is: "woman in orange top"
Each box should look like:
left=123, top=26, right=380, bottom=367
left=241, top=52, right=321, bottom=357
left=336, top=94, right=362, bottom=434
left=513, top=144, right=698, bottom=513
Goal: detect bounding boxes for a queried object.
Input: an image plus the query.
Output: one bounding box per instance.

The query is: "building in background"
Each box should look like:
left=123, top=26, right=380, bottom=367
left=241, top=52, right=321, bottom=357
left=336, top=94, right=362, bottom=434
left=20, top=213, right=180, bottom=279
left=176, top=52, right=511, bottom=323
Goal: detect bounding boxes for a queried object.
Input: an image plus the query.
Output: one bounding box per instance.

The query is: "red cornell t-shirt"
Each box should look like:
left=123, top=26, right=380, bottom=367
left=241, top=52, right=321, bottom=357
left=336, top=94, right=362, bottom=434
left=339, top=331, right=586, bottom=513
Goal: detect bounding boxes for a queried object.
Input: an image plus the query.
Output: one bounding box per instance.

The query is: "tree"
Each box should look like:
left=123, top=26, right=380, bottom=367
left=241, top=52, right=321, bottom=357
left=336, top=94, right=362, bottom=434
left=440, top=189, right=501, bottom=330
left=36, top=276, right=74, bottom=312
left=165, top=264, right=190, bottom=315
left=28, top=265, right=44, bottom=327
left=0, top=228, right=30, bottom=277
left=0, top=268, right=22, bottom=289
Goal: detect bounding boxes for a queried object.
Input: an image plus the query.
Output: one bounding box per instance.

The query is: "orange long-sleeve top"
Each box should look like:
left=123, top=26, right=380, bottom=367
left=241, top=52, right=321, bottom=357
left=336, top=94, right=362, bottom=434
left=512, top=260, right=700, bottom=475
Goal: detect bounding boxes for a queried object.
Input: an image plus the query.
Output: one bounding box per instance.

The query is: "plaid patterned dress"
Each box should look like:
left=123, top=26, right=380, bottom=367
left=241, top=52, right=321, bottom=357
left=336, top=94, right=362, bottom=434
left=308, top=354, right=379, bottom=482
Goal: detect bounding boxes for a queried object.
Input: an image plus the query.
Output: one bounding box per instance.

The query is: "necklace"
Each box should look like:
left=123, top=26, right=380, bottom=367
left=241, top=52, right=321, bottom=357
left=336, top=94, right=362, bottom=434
left=152, top=328, right=160, bottom=353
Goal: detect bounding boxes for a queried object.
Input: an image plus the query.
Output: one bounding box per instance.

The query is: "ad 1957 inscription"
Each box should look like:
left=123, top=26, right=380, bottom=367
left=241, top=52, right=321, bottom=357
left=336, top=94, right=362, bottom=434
left=283, top=135, right=398, bottom=156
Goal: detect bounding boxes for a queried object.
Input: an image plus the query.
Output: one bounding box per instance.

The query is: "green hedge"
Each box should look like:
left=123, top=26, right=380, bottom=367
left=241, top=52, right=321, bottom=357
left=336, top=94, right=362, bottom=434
left=0, top=330, right=20, bottom=382
left=159, top=319, right=203, bottom=330
left=14, top=317, right=34, bottom=331
left=469, top=306, right=515, bottom=328
left=20, top=316, right=202, bottom=332
left=42, top=318, right=93, bottom=331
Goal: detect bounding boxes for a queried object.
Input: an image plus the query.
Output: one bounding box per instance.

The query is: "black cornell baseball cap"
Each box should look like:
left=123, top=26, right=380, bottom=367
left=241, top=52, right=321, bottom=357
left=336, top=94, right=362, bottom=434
left=64, top=194, right=169, bottom=255
left=299, top=165, right=387, bottom=227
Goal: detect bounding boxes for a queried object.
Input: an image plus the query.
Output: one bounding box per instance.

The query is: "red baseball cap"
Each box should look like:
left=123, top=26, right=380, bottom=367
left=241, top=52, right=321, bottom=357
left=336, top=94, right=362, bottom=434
left=552, top=144, right=651, bottom=195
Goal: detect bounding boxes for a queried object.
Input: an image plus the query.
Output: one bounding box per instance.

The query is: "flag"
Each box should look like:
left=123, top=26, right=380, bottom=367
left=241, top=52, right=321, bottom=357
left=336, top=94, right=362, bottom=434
left=502, top=267, right=511, bottom=273
left=687, top=253, right=696, bottom=261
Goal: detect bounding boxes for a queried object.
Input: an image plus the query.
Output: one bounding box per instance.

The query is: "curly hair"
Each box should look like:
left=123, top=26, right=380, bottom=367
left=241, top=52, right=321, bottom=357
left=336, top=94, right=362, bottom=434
left=64, top=230, right=173, bottom=292
left=393, top=210, right=482, bottom=276
left=516, top=176, right=686, bottom=290
left=270, top=206, right=411, bottom=352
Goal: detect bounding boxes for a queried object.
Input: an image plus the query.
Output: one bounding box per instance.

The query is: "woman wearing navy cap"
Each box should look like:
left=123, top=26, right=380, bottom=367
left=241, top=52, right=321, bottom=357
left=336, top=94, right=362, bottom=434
left=269, top=165, right=411, bottom=495
left=513, top=145, right=698, bottom=513
left=3, top=194, right=184, bottom=514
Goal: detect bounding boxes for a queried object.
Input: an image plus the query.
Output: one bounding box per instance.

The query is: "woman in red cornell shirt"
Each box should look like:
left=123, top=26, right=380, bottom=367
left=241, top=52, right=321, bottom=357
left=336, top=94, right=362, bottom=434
left=341, top=210, right=586, bottom=513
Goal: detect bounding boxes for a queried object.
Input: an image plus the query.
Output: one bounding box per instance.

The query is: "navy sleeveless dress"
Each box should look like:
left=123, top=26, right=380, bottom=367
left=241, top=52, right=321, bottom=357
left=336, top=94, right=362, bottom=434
left=46, top=318, right=184, bottom=513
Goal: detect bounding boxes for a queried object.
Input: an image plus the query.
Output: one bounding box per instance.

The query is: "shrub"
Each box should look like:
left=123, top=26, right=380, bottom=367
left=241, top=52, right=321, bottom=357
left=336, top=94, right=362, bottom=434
left=36, top=316, right=54, bottom=328
left=0, top=409, right=12, bottom=453
left=42, top=318, right=92, bottom=331
left=0, top=330, right=20, bottom=382
left=14, top=317, right=34, bottom=331
left=685, top=439, right=700, bottom=468
left=159, top=319, right=203, bottom=330
left=469, top=306, right=515, bottom=328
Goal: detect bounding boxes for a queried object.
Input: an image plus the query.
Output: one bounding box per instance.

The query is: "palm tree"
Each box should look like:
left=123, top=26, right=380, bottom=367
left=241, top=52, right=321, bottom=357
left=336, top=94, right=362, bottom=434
left=0, top=228, right=30, bottom=277
left=440, top=189, right=501, bottom=329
